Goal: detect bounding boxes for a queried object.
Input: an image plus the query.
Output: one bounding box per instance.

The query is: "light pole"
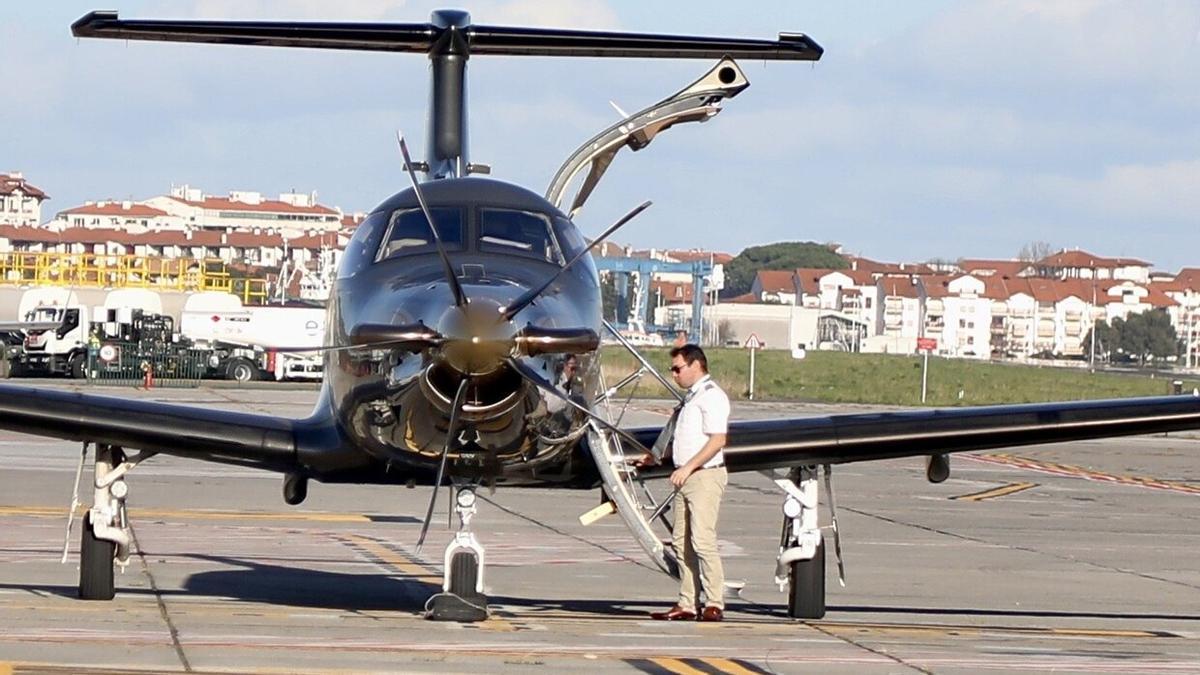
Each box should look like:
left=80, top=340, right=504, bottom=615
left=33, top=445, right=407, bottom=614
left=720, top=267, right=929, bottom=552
left=1089, top=276, right=1097, bottom=370
left=1187, top=290, right=1195, bottom=371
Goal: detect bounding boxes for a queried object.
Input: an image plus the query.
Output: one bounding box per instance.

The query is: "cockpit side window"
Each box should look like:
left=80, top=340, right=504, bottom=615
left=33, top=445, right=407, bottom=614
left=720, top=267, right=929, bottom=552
left=336, top=210, right=389, bottom=280
left=553, top=216, right=587, bottom=260
left=376, top=207, right=465, bottom=261
left=479, top=208, right=563, bottom=265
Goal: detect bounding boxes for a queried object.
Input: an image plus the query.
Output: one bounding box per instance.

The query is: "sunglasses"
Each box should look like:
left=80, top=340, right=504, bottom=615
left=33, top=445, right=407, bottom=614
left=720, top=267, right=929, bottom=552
left=670, top=365, right=685, bottom=374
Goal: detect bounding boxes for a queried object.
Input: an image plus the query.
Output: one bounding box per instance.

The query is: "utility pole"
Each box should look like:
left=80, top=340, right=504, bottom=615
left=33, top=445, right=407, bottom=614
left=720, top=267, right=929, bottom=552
left=1187, top=290, right=1195, bottom=371
left=1089, top=277, right=1097, bottom=370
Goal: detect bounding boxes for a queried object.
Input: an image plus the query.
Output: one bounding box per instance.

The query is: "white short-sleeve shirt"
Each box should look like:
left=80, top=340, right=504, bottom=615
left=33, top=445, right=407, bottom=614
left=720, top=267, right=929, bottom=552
left=672, top=375, right=730, bottom=469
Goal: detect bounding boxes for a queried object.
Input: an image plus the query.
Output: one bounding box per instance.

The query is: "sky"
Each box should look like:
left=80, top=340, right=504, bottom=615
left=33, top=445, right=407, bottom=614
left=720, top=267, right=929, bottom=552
left=3, top=1, right=1199, bottom=271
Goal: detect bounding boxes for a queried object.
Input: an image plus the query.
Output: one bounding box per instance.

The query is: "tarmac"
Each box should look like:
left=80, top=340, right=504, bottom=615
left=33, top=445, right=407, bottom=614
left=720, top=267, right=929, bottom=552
left=0, top=382, right=1198, bottom=674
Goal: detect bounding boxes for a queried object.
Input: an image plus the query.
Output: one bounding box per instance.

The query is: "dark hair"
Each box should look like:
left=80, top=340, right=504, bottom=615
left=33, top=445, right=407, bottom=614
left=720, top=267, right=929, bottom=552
left=670, top=343, right=708, bottom=372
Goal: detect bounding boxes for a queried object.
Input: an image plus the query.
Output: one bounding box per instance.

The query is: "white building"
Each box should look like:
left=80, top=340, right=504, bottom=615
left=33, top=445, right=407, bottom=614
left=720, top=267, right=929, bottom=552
left=921, top=275, right=993, bottom=359
left=0, top=173, right=48, bottom=228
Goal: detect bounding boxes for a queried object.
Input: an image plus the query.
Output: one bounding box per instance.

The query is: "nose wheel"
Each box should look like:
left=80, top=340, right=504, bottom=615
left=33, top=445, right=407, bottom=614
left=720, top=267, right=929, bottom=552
left=425, top=484, right=489, bottom=622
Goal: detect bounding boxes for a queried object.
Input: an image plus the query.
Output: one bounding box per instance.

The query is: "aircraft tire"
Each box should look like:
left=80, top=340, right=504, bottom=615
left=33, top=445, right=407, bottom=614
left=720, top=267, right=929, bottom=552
left=79, top=512, right=115, bottom=601
left=787, top=534, right=825, bottom=619
left=448, top=550, right=479, bottom=598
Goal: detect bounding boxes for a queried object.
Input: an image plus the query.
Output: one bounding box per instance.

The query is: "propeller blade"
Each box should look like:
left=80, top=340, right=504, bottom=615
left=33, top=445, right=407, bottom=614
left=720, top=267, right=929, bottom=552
left=504, top=357, right=654, bottom=455
left=416, top=376, right=470, bottom=553
left=514, top=326, right=600, bottom=356
left=500, top=200, right=651, bottom=321
left=396, top=132, right=469, bottom=308
left=350, top=323, right=444, bottom=351
left=267, top=323, right=445, bottom=354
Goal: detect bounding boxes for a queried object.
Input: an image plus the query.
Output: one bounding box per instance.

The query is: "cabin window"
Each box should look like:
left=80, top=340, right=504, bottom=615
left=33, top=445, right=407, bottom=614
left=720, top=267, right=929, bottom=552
left=479, top=208, right=563, bottom=264
left=376, top=207, right=465, bottom=261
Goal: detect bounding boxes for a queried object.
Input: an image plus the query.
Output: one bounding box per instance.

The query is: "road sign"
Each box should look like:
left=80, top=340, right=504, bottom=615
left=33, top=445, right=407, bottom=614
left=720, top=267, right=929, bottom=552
left=744, top=333, right=762, bottom=350
left=917, top=337, right=937, bottom=352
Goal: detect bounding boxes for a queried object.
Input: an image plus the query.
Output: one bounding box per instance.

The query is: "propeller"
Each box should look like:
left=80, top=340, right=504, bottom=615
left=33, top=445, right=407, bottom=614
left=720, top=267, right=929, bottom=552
left=397, top=131, right=469, bottom=308
left=500, top=200, right=651, bottom=322
left=416, top=375, right=471, bottom=553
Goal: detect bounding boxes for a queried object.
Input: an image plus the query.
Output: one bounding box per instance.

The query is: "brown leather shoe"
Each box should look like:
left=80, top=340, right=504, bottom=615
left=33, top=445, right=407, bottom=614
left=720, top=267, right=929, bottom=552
left=699, top=606, right=724, bottom=622
left=650, top=605, right=697, bottom=621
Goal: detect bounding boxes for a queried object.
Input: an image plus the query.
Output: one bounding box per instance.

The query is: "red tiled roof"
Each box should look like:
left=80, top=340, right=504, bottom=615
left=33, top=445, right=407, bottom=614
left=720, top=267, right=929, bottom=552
left=61, top=202, right=168, bottom=218
left=0, top=174, right=48, bottom=200
left=1038, top=249, right=1151, bottom=269
left=651, top=280, right=695, bottom=302
left=170, top=195, right=338, bottom=216
left=959, top=259, right=1031, bottom=277
left=1174, top=268, right=1200, bottom=290
left=880, top=277, right=921, bottom=299
left=846, top=256, right=931, bottom=276
left=341, top=213, right=367, bottom=229
left=754, top=270, right=794, bottom=294
left=725, top=292, right=760, bottom=304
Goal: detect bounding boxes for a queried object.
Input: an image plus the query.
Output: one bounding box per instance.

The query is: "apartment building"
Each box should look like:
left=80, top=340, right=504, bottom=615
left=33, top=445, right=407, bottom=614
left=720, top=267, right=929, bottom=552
left=0, top=173, right=48, bottom=228
left=49, top=184, right=342, bottom=234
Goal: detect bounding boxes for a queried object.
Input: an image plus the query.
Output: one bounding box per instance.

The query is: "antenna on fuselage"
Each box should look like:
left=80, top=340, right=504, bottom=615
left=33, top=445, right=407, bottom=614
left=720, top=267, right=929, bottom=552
left=396, top=131, right=469, bottom=308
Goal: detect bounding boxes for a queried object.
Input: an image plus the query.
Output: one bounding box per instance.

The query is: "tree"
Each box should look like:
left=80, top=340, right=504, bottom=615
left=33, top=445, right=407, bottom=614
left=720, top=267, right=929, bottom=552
left=1017, top=241, right=1055, bottom=277
left=1083, top=319, right=1118, bottom=363
left=722, top=241, right=847, bottom=298
left=1104, top=309, right=1180, bottom=362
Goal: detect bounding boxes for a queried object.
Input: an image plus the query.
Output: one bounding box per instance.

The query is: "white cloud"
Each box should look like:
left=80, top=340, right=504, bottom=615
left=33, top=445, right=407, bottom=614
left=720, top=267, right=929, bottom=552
left=1045, top=159, right=1200, bottom=221
left=895, top=0, right=1200, bottom=90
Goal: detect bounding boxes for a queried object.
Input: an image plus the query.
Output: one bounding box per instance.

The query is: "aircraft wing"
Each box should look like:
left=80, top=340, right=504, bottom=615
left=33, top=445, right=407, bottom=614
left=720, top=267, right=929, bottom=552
left=0, top=383, right=305, bottom=472
left=628, top=394, right=1200, bottom=475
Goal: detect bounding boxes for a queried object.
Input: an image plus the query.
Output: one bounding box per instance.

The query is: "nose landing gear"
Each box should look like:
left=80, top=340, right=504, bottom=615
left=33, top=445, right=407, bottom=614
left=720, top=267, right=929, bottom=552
left=425, top=484, right=489, bottom=621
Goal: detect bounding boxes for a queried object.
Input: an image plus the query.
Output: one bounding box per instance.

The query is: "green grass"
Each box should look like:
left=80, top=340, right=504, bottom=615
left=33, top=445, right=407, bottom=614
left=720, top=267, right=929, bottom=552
left=599, top=347, right=1200, bottom=407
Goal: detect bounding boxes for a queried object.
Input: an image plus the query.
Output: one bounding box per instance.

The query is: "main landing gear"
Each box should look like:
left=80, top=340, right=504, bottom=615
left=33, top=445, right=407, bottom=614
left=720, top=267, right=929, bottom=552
left=64, top=443, right=154, bottom=600
left=773, top=465, right=846, bottom=619
left=425, top=484, right=489, bottom=622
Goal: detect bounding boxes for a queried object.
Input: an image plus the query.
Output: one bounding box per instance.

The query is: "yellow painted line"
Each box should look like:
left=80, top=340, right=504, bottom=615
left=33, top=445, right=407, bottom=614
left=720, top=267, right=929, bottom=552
left=0, top=505, right=373, bottom=523
left=650, top=657, right=708, bottom=675
left=344, top=534, right=441, bottom=585
left=707, top=657, right=765, bottom=675
left=950, top=481, right=1038, bottom=502
left=975, top=453, right=1200, bottom=495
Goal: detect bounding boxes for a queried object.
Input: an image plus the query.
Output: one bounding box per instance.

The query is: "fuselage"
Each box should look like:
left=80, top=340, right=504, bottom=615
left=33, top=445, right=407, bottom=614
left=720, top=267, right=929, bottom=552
left=310, top=177, right=604, bottom=486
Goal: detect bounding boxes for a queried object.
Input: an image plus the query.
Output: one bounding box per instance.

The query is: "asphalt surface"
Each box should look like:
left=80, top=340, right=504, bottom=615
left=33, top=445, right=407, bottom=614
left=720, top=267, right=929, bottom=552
left=0, top=382, right=1198, bottom=673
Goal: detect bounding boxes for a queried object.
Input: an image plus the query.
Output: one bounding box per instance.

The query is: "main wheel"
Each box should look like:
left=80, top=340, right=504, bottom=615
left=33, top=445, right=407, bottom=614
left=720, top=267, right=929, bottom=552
left=448, top=550, right=480, bottom=599
left=787, top=534, right=826, bottom=619
left=79, top=512, right=115, bottom=600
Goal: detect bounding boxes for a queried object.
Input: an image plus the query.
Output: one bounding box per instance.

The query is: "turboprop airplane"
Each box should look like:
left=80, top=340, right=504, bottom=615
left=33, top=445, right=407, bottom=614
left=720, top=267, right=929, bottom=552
left=3, top=9, right=1199, bottom=622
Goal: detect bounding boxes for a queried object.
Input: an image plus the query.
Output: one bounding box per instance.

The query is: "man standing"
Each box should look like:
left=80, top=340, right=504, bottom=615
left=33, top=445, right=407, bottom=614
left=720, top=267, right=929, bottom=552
left=642, top=344, right=731, bottom=622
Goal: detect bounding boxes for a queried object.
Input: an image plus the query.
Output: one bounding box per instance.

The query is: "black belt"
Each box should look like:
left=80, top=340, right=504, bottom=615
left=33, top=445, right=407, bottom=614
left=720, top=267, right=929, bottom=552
left=697, top=462, right=725, bottom=470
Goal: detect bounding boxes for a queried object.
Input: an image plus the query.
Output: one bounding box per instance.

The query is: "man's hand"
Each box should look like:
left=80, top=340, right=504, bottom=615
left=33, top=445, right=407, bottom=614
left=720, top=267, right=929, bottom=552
left=670, top=465, right=694, bottom=488
left=630, top=452, right=657, bottom=468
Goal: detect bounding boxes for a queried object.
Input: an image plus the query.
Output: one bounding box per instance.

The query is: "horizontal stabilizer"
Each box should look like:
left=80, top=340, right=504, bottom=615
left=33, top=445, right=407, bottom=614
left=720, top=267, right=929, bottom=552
left=71, top=12, right=822, bottom=60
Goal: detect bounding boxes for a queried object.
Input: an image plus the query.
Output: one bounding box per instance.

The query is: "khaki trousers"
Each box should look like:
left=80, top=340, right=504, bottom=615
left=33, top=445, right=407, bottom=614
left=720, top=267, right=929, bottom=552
left=672, top=466, right=727, bottom=611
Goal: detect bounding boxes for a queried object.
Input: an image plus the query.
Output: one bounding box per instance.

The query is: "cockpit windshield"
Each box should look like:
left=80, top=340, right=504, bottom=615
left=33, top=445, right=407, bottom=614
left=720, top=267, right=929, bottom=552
left=376, top=207, right=465, bottom=261
left=479, top=208, right=563, bottom=265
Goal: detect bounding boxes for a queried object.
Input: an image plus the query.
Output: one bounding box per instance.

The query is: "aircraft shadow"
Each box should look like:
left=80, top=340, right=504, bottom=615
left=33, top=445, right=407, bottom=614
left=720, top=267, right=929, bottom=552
left=179, top=554, right=439, bottom=612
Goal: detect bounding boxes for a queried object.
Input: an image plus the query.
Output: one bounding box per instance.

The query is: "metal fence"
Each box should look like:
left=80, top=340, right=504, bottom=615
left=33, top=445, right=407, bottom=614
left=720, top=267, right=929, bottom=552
left=86, top=343, right=215, bottom=388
